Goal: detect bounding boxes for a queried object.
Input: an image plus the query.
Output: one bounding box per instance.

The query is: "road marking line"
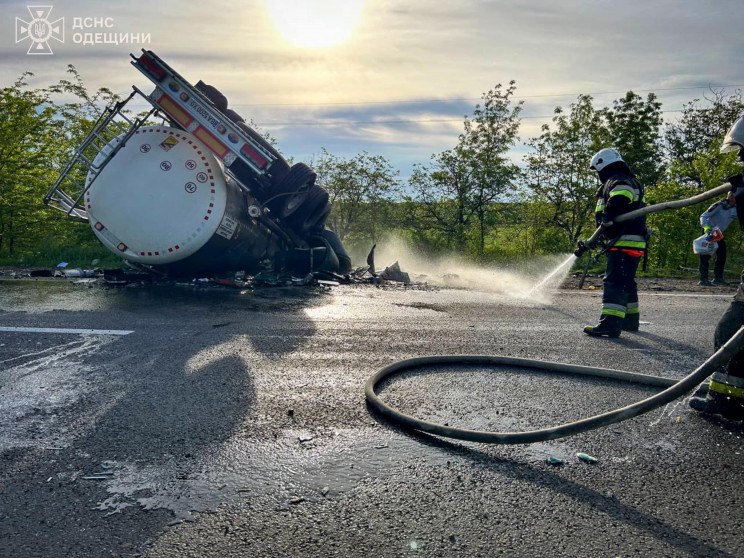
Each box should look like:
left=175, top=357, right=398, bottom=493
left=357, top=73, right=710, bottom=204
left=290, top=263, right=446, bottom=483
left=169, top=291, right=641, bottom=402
left=0, top=327, right=133, bottom=336
left=0, top=340, right=82, bottom=365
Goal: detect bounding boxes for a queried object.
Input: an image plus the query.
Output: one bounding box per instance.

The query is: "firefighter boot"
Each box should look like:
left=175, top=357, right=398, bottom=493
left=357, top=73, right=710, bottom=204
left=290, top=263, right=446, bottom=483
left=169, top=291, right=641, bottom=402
left=689, top=374, right=744, bottom=421
left=691, top=381, right=709, bottom=399
left=622, top=312, right=640, bottom=332
left=583, top=315, right=622, bottom=338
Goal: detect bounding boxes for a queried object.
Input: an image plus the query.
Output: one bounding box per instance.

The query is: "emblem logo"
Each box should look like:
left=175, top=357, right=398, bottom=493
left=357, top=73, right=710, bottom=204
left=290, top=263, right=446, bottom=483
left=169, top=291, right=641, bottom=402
left=16, top=6, right=64, bottom=55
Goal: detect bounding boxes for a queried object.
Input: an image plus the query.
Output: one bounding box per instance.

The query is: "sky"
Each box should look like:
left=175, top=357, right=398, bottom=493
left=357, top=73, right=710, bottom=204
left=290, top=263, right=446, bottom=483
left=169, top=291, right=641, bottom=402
left=2, top=0, right=744, bottom=181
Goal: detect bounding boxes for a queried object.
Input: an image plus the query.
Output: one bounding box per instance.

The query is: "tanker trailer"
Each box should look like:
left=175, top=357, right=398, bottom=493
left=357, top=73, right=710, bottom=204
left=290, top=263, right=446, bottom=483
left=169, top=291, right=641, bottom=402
left=44, top=50, right=350, bottom=277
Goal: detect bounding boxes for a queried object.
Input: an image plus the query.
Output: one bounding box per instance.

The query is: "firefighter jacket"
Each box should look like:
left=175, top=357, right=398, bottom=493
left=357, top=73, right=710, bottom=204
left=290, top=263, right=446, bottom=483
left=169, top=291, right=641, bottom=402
left=733, top=174, right=744, bottom=302
left=594, top=171, right=647, bottom=251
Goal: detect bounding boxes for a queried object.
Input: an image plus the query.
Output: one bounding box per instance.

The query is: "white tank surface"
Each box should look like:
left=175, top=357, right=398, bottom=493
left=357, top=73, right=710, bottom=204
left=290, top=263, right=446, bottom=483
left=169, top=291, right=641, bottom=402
left=86, top=126, right=228, bottom=264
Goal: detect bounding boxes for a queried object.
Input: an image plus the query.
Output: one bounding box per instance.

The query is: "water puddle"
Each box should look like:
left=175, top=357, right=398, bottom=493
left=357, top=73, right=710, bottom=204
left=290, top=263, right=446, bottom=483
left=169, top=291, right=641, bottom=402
left=96, top=426, right=581, bottom=520
left=0, top=336, right=117, bottom=451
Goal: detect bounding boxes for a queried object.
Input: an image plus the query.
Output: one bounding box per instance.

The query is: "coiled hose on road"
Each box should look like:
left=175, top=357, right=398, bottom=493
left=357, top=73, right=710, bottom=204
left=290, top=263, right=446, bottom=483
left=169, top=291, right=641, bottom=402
left=365, top=327, right=744, bottom=444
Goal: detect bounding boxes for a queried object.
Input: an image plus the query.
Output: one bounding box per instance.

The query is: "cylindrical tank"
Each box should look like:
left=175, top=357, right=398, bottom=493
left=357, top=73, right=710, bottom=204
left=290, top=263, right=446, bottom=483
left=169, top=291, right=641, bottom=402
left=85, top=126, right=283, bottom=275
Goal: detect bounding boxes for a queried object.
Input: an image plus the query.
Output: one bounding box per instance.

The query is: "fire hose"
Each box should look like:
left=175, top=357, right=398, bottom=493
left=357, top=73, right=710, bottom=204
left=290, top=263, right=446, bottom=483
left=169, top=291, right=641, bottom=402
left=365, top=327, right=744, bottom=444
left=366, top=182, right=743, bottom=443
left=574, top=182, right=733, bottom=258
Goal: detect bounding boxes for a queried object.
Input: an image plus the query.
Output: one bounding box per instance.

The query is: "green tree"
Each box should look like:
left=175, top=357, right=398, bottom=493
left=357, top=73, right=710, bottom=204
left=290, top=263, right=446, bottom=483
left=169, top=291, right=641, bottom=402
left=648, top=145, right=742, bottom=272
left=523, top=94, right=609, bottom=248
left=0, top=74, right=61, bottom=256
left=0, top=66, right=120, bottom=261
left=313, top=148, right=399, bottom=249
left=407, top=82, right=522, bottom=256
left=460, top=82, right=522, bottom=256
left=664, top=89, right=744, bottom=189
left=407, top=149, right=470, bottom=251
left=603, top=91, right=664, bottom=187
left=647, top=89, right=743, bottom=272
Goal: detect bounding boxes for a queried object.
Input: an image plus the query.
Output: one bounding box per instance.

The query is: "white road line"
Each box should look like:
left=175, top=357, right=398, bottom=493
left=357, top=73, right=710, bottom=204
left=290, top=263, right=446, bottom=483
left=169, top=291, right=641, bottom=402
left=0, top=340, right=82, bottom=365
left=0, top=327, right=133, bottom=336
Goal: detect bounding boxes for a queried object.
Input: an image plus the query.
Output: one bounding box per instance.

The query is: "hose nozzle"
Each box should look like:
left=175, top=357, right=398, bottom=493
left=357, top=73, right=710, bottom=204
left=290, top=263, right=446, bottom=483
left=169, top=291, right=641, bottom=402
left=574, top=241, right=589, bottom=258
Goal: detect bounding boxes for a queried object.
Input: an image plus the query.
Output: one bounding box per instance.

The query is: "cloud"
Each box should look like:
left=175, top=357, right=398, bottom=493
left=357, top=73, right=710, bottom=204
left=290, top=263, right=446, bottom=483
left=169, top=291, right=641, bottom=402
left=1, top=0, right=742, bottom=178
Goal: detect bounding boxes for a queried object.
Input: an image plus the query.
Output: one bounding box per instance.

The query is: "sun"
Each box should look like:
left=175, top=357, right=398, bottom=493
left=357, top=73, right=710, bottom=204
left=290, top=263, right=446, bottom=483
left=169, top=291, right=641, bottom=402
left=265, top=0, right=366, bottom=49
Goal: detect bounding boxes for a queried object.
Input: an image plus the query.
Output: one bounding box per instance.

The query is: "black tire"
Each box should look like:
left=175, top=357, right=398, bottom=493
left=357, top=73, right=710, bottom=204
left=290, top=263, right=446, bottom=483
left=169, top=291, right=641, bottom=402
left=321, top=228, right=351, bottom=272
left=280, top=189, right=310, bottom=217
left=223, top=108, right=245, bottom=124
left=282, top=184, right=329, bottom=234
left=266, top=158, right=291, bottom=188
left=270, top=163, right=317, bottom=216
left=303, top=200, right=332, bottom=235
left=195, top=81, right=228, bottom=112
left=308, top=236, right=340, bottom=272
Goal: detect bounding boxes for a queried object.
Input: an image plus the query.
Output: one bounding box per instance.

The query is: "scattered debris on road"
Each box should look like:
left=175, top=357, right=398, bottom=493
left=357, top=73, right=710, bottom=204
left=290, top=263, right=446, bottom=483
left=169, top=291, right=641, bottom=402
left=576, top=452, right=598, bottom=464
left=0, top=260, right=420, bottom=293
left=379, top=261, right=410, bottom=284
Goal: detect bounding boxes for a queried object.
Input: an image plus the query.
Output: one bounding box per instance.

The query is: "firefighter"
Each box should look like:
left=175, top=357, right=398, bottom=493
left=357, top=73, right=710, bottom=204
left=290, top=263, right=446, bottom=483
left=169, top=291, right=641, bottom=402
left=690, top=116, right=744, bottom=420
left=583, top=148, right=647, bottom=338
left=697, top=190, right=737, bottom=286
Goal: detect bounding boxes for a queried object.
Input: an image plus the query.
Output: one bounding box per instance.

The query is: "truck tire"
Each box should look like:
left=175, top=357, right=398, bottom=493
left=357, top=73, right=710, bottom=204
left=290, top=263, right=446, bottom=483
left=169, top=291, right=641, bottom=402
left=303, top=200, right=332, bottom=235
left=195, top=81, right=228, bottom=112
left=223, top=108, right=245, bottom=124
left=282, top=184, right=329, bottom=234
left=271, top=163, right=317, bottom=215
left=321, top=228, right=351, bottom=272
left=266, top=158, right=290, bottom=187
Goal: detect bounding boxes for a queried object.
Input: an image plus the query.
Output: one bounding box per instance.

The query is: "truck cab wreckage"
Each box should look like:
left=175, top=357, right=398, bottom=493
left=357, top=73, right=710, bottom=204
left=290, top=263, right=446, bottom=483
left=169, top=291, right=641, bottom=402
left=44, top=50, right=351, bottom=278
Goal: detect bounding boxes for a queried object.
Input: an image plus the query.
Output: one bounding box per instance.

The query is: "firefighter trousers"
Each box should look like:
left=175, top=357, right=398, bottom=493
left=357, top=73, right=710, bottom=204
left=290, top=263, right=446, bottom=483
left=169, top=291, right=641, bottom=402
left=599, top=250, right=641, bottom=328
left=715, top=298, right=744, bottom=376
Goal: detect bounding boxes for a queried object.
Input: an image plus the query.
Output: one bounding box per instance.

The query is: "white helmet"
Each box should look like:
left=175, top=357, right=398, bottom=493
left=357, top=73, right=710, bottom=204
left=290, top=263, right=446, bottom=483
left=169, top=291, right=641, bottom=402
left=720, top=115, right=744, bottom=154
left=589, top=148, right=624, bottom=172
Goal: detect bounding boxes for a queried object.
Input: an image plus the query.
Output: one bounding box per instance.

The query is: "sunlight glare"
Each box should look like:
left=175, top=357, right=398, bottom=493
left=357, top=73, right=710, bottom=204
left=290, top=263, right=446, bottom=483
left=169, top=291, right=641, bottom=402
left=265, top=0, right=366, bottom=48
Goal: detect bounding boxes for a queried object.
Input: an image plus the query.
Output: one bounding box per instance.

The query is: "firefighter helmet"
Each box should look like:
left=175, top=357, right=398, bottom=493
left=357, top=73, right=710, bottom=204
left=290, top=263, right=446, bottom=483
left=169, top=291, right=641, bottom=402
left=721, top=115, right=744, bottom=154
left=589, top=148, right=624, bottom=172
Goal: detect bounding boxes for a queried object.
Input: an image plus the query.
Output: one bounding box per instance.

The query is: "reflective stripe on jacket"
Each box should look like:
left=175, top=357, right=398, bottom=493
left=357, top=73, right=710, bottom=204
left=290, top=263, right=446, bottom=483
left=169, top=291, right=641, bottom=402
left=595, top=172, right=647, bottom=250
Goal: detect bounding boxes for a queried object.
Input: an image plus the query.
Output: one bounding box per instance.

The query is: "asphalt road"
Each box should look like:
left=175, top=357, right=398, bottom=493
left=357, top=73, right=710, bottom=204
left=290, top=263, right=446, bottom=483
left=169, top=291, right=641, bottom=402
left=0, top=278, right=742, bottom=557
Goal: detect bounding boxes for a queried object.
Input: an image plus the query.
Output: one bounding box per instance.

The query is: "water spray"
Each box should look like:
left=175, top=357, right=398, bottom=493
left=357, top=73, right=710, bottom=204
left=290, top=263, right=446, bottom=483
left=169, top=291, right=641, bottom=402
left=529, top=253, right=577, bottom=294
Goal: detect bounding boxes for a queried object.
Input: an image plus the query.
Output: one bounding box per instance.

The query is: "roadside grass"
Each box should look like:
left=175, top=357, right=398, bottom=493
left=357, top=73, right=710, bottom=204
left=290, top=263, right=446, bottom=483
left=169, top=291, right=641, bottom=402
left=0, top=244, right=123, bottom=269
left=570, top=249, right=744, bottom=280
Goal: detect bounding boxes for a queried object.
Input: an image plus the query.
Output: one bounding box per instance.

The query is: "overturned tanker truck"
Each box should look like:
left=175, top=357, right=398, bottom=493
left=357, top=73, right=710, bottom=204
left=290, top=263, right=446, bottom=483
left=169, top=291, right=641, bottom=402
left=44, top=50, right=351, bottom=277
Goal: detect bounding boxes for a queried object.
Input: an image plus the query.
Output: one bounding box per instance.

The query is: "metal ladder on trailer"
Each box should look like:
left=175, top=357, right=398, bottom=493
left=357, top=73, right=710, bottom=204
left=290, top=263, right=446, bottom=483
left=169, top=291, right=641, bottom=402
left=43, top=89, right=158, bottom=222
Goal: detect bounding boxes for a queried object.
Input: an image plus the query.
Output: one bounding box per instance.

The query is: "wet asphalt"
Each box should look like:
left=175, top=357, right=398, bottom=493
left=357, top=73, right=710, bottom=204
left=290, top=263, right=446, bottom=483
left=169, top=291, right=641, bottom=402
left=0, top=278, right=743, bottom=557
